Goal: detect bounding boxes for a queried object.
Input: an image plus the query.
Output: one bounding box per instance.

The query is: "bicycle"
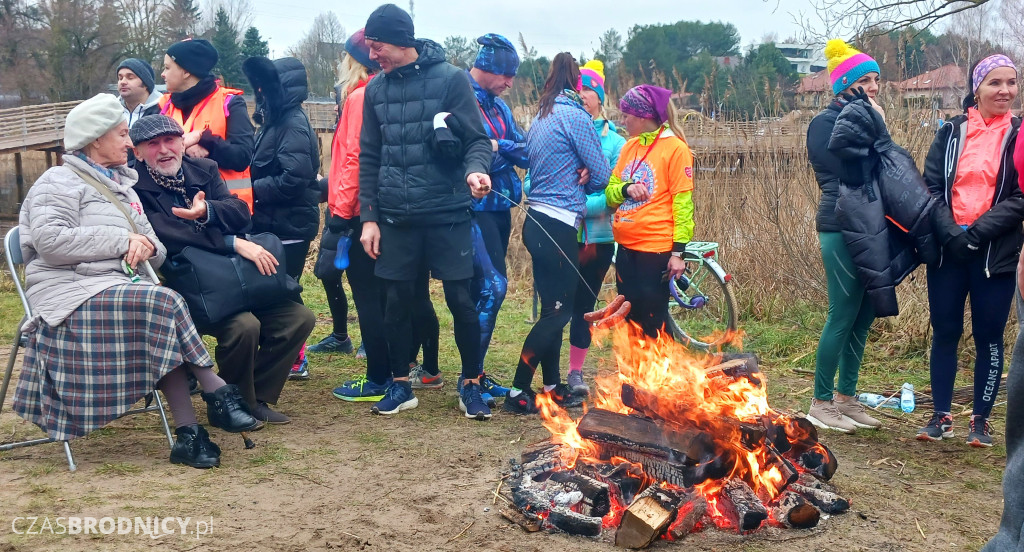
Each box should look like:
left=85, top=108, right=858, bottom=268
left=666, top=241, right=738, bottom=351
left=530, top=240, right=738, bottom=351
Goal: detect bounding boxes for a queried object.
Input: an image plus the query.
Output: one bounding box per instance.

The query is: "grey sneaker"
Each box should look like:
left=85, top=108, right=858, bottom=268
left=567, top=371, right=590, bottom=395
left=834, top=395, right=881, bottom=429
left=917, top=412, right=954, bottom=441
left=966, top=416, right=992, bottom=448
left=409, top=365, right=444, bottom=389
left=253, top=401, right=291, bottom=424
left=806, top=400, right=857, bottom=434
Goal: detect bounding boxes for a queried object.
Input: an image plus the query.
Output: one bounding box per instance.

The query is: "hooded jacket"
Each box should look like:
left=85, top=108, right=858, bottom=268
left=828, top=97, right=941, bottom=317
left=243, top=56, right=321, bottom=241
left=467, top=69, right=528, bottom=212
left=358, top=40, right=492, bottom=226
left=922, top=111, right=1024, bottom=277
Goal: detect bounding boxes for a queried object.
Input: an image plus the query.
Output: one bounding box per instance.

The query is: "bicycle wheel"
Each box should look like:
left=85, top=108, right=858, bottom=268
left=666, top=253, right=738, bottom=350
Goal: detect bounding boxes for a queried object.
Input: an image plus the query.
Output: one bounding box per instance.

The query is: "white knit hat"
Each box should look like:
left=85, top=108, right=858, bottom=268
left=63, top=94, right=127, bottom=151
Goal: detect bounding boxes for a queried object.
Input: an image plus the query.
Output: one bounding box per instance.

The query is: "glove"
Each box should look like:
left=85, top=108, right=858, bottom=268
left=945, top=232, right=981, bottom=262
left=326, top=214, right=350, bottom=234
left=839, top=86, right=870, bottom=106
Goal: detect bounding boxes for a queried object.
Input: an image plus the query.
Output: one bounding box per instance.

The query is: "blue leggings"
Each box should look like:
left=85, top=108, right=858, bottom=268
left=471, top=212, right=510, bottom=376
left=927, top=257, right=1015, bottom=417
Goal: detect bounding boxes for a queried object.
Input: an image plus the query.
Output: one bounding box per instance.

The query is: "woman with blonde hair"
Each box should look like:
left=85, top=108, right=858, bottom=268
left=605, top=85, right=694, bottom=339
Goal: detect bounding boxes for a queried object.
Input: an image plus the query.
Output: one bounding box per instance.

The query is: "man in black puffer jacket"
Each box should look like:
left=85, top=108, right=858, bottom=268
left=358, top=4, right=495, bottom=421
left=243, top=56, right=321, bottom=281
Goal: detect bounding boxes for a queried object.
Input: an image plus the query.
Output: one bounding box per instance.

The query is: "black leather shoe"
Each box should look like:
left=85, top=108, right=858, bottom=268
left=201, top=384, right=263, bottom=433
left=170, top=424, right=221, bottom=469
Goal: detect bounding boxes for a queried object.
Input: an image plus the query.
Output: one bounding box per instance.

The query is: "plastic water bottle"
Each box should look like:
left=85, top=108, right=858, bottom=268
left=900, top=383, right=915, bottom=413
left=334, top=234, right=352, bottom=270
left=858, top=393, right=900, bottom=409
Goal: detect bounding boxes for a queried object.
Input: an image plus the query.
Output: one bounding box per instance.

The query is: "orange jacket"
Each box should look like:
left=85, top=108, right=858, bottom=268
left=328, top=78, right=371, bottom=219
left=159, top=86, right=254, bottom=213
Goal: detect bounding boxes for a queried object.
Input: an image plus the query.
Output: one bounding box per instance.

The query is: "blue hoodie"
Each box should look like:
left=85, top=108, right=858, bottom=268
left=467, top=70, right=528, bottom=212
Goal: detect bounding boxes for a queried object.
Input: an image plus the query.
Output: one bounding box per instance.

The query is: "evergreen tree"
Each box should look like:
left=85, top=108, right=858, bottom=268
left=240, top=26, right=268, bottom=59
left=161, top=0, right=201, bottom=43
left=209, top=6, right=242, bottom=87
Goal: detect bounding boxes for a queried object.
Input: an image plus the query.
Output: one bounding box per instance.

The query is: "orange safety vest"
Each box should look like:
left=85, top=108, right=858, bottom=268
left=159, top=86, right=254, bottom=213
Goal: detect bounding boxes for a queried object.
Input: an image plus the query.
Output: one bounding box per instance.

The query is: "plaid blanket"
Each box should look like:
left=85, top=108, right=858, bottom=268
left=13, top=284, right=213, bottom=441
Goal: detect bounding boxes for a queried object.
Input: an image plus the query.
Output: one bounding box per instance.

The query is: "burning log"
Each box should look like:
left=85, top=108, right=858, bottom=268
left=708, top=352, right=763, bottom=387
left=790, top=483, right=850, bottom=514
left=576, top=409, right=706, bottom=464
left=793, top=444, right=838, bottom=481
left=615, top=485, right=694, bottom=549
left=771, top=490, right=820, bottom=529
left=512, top=485, right=552, bottom=514
left=576, top=460, right=647, bottom=505
left=796, top=472, right=839, bottom=494
left=667, top=495, right=708, bottom=540
left=549, top=471, right=612, bottom=517
left=521, top=445, right=568, bottom=478
left=500, top=506, right=542, bottom=532
left=782, top=417, right=838, bottom=481
left=720, top=479, right=768, bottom=532
left=548, top=507, right=603, bottom=537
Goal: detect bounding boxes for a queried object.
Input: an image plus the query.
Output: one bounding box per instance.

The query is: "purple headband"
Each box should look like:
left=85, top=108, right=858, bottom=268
left=619, top=85, right=672, bottom=123
left=973, top=54, right=1017, bottom=92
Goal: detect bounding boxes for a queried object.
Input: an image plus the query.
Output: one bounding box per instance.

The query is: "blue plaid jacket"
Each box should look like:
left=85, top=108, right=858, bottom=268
left=525, top=93, right=611, bottom=216
left=467, top=71, right=528, bottom=211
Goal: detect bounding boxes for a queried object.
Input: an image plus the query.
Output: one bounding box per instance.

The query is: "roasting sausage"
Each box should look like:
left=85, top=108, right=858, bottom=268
left=583, top=295, right=625, bottom=322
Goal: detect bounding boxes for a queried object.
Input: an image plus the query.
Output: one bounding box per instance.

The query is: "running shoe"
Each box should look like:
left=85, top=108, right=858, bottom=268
left=307, top=334, right=354, bottom=354
left=332, top=376, right=389, bottom=402
left=917, top=412, right=954, bottom=441
left=409, top=364, right=444, bottom=389
left=966, top=416, right=993, bottom=448
left=459, top=381, right=492, bottom=421
left=371, top=381, right=418, bottom=415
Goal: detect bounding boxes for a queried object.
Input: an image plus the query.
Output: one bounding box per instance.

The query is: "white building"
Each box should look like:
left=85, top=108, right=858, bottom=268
left=775, top=43, right=826, bottom=76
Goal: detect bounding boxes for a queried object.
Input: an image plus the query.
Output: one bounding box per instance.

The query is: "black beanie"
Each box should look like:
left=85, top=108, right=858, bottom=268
left=117, top=58, right=156, bottom=93
left=166, top=39, right=219, bottom=78
left=365, top=4, right=416, bottom=48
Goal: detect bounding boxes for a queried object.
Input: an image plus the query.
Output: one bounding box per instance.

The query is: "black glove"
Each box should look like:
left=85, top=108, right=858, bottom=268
left=839, top=86, right=870, bottom=105
left=326, top=214, right=350, bottom=234
left=945, top=232, right=981, bottom=262
left=318, top=177, right=330, bottom=204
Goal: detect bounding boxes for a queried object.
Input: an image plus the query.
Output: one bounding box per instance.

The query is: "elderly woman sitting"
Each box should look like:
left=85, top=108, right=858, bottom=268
left=13, top=94, right=261, bottom=469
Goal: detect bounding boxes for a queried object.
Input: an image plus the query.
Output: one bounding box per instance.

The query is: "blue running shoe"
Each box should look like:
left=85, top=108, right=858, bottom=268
left=371, top=381, right=418, bottom=415
left=458, top=376, right=496, bottom=407
left=459, top=381, right=492, bottom=421
left=480, top=373, right=510, bottom=398
left=332, top=376, right=388, bottom=402
left=308, top=334, right=354, bottom=354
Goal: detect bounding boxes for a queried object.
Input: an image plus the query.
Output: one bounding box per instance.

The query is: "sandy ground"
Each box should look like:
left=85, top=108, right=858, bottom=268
left=0, top=335, right=1006, bottom=552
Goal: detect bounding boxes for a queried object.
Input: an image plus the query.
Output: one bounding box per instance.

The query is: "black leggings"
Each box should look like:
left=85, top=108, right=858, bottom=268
left=409, top=270, right=440, bottom=375
left=512, top=209, right=579, bottom=390
left=927, top=257, right=1016, bottom=418
left=384, top=277, right=479, bottom=381
left=569, top=242, right=614, bottom=349
left=616, top=246, right=671, bottom=339
left=347, top=232, right=390, bottom=385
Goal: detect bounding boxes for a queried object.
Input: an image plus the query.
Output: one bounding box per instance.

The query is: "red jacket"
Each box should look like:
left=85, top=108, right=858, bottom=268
left=327, top=77, right=371, bottom=219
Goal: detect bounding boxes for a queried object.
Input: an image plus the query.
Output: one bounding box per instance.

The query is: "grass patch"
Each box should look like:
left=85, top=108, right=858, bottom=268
left=96, top=462, right=143, bottom=476
left=247, top=443, right=292, bottom=466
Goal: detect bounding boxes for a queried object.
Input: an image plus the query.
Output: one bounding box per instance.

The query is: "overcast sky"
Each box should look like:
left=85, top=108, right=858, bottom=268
left=253, top=0, right=816, bottom=60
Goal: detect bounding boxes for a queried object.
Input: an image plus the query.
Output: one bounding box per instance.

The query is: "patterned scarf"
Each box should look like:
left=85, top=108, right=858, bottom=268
left=146, top=163, right=206, bottom=232
left=72, top=151, right=118, bottom=182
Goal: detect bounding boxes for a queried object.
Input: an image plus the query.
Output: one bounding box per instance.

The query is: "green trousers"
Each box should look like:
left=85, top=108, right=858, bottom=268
left=814, top=232, right=875, bottom=401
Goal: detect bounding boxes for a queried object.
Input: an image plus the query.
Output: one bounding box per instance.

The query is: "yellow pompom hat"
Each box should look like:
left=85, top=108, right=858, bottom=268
left=825, top=39, right=880, bottom=94
left=580, top=60, right=606, bottom=103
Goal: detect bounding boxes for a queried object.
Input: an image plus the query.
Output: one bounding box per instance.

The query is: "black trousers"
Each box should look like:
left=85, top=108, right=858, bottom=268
left=197, top=300, right=315, bottom=407
left=346, top=230, right=391, bottom=385
left=569, top=242, right=615, bottom=349
left=616, top=246, right=671, bottom=339
left=512, top=209, right=579, bottom=390
left=283, top=240, right=312, bottom=308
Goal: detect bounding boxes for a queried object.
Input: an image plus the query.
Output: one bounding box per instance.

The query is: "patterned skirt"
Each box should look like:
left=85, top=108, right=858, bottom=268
left=12, top=284, right=213, bottom=441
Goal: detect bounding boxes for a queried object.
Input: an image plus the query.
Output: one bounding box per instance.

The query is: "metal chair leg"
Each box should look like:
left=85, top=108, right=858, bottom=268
left=0, top=316, right=27, bottom=414
left=62, top=441, right=76, bottom=472
left=151, top=391, right=174, bottom=449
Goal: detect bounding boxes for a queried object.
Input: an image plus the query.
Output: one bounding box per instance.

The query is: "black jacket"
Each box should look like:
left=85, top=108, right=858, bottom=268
left=807, top=98, right=876, bottom=232
left=922, top=112, right=1024, bottom=276
left=828, top=98, right=941, bottom=317
left=358, top=40, right=492, bottom=226
left=133, top=157, right=252, bottom=257
left=244, top=56, right=321, bottom=241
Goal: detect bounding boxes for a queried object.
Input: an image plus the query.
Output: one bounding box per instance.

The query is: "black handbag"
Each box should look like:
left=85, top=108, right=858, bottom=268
left=161, top=232, right=302, bottom=326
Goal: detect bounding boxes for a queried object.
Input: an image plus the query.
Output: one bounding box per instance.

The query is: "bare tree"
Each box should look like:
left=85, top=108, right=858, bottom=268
left=200, top=0, right=252, bottom=36
left=808, top=0, right=989, bottom=37
left=443, top=35, right=475, bottom=69
left=115, top=0, right=167, bottom=65
left=287, top=11, right=345, bottom=97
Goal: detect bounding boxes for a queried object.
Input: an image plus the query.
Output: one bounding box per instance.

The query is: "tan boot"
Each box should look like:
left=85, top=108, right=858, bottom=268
left=806, top=399, right=857, bottom=434
left=834, top=393, right=882, bottom=429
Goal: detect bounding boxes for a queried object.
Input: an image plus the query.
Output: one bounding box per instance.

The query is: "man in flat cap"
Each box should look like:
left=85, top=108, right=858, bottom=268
left=131, top=114, right=314, bottom=426
left=159, top=38, right=256, bottom=213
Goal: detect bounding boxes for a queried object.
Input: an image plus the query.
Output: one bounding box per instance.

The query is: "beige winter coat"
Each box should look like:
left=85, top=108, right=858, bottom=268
left=19, top=155, right=167, bottom=328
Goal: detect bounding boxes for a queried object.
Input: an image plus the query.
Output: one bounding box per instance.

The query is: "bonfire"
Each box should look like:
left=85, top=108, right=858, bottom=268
left=502, top=297, right=848, bottom=547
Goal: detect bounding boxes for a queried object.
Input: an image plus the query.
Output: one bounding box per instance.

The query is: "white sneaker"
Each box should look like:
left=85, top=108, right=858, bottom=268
left=806, top=400, right=857, bottom=434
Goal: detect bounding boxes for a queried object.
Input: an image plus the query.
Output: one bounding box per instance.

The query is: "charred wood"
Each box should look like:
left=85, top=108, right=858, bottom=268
left=549, top=471, right=612, bottom=517
left=720, top=479, right=769, bottom=532
left=548, top=507, right=603, bottom=537
left=795, top=472, right=839, bottom=494
left=500, top=506, right=542, bottom=532
left=667, top=495, right=708, bottom=540
left=790, top=483, right=850, bottom=514
left=771, top=490, right=820, bottom=529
